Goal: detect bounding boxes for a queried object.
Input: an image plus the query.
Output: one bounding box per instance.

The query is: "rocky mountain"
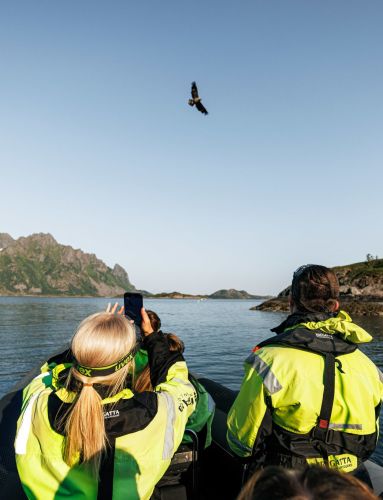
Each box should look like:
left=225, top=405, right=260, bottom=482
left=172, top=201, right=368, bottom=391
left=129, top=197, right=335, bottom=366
left=0, top=233, right=135, bottom=296
left=0, top=233, right=15, bottom=249
left=254, top=259, right=383, bottom=316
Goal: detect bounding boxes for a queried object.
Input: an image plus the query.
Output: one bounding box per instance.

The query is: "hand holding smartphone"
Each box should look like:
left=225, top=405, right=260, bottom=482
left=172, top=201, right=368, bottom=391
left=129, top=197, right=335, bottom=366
left=123, top=292, right=143, bottom=328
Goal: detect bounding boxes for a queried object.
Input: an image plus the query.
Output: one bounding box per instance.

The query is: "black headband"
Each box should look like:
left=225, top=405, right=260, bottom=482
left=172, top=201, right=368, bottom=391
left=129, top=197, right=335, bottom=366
left=74, top=350, right=135, bottom=378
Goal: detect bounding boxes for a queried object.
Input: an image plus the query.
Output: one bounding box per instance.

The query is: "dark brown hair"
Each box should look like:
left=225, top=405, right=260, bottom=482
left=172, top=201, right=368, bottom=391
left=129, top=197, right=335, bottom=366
left=134, top=332, right=184, bottom=393
left=238, top=466, right=378, bottom=500
left=146, top=310, right=161, bottom=332
left=166, top=332, right=185, bottom=353
left=291, top=264, right=340, bottom=313
left=146, top=310, right=184, bottom=352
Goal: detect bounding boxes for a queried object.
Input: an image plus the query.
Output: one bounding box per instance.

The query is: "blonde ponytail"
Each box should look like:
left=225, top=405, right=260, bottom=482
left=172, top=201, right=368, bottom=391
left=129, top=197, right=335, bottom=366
left=64, top=383, right=105, bottom=473
left=61, top=312, right=136, bottom=476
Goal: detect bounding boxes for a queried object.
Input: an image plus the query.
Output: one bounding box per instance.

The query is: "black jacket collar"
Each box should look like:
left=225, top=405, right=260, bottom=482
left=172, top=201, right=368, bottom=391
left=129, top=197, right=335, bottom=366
left=271, top=312, right=338, bottom=335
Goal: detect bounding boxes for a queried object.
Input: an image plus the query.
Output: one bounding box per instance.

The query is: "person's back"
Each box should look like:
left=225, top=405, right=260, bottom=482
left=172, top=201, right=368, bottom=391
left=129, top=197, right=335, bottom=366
left=136, top=311, right=215, bottom=449
left=15, top=309, right=196, bottom=499
left=227, top=265, right=383, bottom=479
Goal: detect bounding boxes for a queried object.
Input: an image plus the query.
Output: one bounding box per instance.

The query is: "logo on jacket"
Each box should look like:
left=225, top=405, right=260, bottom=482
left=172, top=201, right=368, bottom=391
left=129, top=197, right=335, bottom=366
left=315, top=333, right=333, bottom=339
left=177, top=392, right=196, bottom=412
left=104, top=410, right=120, bottom=419
left=307, top=454, right=356, bottom=473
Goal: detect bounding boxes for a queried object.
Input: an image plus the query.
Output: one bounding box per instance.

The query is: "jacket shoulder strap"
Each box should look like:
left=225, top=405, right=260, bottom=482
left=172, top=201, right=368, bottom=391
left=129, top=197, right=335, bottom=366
left=316, top=352, right=335, bottom=431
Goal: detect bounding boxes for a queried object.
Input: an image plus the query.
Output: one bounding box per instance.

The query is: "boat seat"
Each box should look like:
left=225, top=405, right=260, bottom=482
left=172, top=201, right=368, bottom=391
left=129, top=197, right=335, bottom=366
left=154, top=429, right=199, bottom=500
left=197, top=379, right=250, bottom=498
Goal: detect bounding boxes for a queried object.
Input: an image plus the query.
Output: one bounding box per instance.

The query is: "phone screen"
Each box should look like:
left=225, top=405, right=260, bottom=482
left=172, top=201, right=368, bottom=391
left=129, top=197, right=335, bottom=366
left=124, top=292, right=143, bottom=327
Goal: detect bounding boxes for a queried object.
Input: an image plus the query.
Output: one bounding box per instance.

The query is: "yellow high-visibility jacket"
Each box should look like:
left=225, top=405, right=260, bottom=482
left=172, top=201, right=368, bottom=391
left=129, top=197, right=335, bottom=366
left=227, top=311, right=383, bottom=473
left=15, top=332, right=196, bottom=499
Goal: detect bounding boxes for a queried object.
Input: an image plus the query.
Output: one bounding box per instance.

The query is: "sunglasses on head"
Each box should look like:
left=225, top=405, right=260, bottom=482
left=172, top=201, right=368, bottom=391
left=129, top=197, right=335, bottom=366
left=293, top=264, right=316, bottom=280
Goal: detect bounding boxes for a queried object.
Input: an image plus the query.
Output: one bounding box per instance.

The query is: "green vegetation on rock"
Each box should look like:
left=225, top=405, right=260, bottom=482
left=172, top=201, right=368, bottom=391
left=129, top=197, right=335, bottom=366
left=0, top=233, right=135, bottom=297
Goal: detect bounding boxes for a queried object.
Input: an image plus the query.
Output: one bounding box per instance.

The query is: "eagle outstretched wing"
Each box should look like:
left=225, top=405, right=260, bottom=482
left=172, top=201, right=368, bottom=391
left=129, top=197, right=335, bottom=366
left=191, top=81, right=199, bottom=100
left=189, top=81, right=208, bottom=115
left=195, top=101, right=208, bottom=115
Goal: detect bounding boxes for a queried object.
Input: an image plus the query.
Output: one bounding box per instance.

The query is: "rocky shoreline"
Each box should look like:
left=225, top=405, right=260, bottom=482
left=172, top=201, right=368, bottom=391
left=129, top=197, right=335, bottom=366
left=253, top=296, right=383, bottom=317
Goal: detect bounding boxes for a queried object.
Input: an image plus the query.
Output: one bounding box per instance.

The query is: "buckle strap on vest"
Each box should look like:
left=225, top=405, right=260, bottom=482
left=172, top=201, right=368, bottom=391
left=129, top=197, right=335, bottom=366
left=310, top=353, right=335, bottom=460
left=316, top=353, right=335, bottom=432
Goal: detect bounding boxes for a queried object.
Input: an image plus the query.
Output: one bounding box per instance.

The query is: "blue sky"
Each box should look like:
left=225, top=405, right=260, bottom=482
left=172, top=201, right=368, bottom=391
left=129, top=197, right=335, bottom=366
left=1, top=1, right=382, bottom=294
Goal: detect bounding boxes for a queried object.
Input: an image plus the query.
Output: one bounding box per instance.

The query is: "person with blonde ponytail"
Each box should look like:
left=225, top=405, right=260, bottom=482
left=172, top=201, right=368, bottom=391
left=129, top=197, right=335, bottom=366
left=15, top=306, right=196, bottom=499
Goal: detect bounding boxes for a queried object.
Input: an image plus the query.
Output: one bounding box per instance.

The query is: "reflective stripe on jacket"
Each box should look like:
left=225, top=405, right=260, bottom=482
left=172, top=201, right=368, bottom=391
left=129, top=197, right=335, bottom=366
left=227, top=311, right=383, bottom=473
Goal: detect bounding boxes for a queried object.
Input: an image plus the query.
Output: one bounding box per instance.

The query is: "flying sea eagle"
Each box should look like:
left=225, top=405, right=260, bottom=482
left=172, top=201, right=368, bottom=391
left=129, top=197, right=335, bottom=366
left=188, top=81, right=208, bottom=115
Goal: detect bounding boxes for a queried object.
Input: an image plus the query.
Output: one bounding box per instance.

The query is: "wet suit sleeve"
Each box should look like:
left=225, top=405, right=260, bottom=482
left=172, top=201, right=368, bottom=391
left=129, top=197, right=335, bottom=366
left=227, top=354, right=273, bottom=462
left=143, top=331, right=184, bottom=387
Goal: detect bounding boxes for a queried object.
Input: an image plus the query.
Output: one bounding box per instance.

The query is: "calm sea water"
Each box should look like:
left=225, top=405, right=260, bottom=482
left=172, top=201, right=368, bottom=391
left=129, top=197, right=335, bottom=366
left=0, top=297, right=382, bottom=464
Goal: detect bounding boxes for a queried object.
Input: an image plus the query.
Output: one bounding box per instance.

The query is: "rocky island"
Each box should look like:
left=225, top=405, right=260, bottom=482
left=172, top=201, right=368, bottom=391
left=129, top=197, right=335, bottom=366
left=146, top=289, right=270, bottom=300
left=209, top=289, right=270, bottom=300
left=253, top=259, right=383, bottom=316
left=0, top=233, right=135, bottom=296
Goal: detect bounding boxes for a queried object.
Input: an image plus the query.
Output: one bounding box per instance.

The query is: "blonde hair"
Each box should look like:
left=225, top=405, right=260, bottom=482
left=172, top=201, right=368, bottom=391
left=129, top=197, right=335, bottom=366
left=62, top=312, right=136, bottom=475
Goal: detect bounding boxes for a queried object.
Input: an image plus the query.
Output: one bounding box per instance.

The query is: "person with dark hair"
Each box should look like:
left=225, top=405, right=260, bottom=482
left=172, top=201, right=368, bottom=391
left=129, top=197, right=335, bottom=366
left=237, top=465, right=378, bottom=500
left=135, top=310, right=215, bottom=449
left=133, top=311, right=215, bottom=499
left=227, top=265, right=383, bottom=482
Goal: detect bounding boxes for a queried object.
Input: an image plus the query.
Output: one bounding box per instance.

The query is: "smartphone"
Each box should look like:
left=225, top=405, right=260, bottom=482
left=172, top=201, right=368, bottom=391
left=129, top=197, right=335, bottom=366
left=124, top=292, right=143, bottom=327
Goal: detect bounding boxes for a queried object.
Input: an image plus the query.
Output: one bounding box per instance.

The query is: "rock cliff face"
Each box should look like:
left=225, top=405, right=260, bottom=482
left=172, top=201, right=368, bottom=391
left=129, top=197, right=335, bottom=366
left=334, top=261, right=383, bottom=298
left=0, top=233, right=135, bottom=296
left=254, top=260, right=383, bottom=316
left=0, top=233, right=15, bottom=249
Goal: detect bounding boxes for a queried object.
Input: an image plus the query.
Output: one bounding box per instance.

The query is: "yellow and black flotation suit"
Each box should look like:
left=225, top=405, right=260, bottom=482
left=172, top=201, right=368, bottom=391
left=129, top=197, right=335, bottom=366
left=227, top=311, right=383, bottom=473
left=15, top=332, right=197, bottom=500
